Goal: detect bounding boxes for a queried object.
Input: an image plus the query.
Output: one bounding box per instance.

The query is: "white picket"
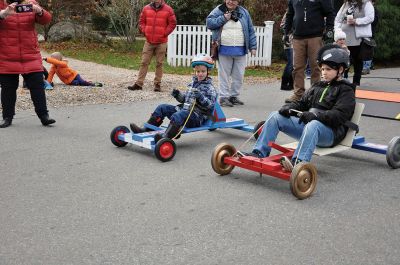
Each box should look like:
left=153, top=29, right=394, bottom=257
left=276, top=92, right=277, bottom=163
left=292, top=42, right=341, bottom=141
left=167, top=21, right=274, bottom=67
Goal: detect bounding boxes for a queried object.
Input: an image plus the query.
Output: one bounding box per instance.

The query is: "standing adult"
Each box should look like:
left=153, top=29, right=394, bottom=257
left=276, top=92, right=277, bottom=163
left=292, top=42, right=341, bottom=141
left=335, top=0, right=374, bottom=86
left=0, top=0, right=55, bottom=128
left=206, top=0, right=257, bottom=107
left=280, top=12, right=294, bottom=91
left=128, top=0, right=176, bottom=92
left=283, top=0, right=335, bottom=103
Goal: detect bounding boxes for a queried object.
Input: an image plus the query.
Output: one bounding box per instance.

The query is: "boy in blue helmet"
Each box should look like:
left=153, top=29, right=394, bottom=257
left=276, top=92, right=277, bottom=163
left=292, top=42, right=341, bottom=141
left=129, top=54, right=217, bottom=141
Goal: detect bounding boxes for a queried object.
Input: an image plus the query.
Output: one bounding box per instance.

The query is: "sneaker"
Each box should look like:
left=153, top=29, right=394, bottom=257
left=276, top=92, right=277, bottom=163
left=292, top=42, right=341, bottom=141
left=229, top=96, right=244, bottom=105
left=220, top=97, right=234, bottom=107
left=128, top=84, right=142, bottom=91
left=284, top=95, right=301, bottom=103
left=280, top=156, right=294, bottom=172
left=94, top=82, right=103, bottom=87
left=154, top=83, right=161, bottom=92
left=238, top=150, right=263, bottom=158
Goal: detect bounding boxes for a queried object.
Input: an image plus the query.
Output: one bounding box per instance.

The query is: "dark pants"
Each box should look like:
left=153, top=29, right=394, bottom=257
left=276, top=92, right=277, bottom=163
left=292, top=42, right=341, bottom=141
left=0, top=72, right=49, bottom=120
left=153, top=104, right=204, bottom=127
left=281, top=48, right=293, bottom=90
left=348, top=45, right=363, bottom=86
left=70, top=74, right=93, bottom=86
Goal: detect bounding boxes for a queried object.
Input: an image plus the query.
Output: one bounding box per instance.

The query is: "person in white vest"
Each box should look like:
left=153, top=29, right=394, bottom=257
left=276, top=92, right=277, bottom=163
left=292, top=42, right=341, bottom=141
left=206, top=0, right=257, bottom=107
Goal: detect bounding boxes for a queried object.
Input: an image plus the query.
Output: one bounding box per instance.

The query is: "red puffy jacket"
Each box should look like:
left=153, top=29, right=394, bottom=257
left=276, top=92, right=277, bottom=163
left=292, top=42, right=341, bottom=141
left=0, top=1, right=51, bottom=74
left=139, top=1, right=176, bottom=44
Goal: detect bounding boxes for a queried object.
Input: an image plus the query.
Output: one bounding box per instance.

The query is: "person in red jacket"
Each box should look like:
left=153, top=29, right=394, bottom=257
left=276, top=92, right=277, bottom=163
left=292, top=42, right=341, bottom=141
left=128, top=0, right=176, bottom=92
left=0, top=0, right=55, bottom=128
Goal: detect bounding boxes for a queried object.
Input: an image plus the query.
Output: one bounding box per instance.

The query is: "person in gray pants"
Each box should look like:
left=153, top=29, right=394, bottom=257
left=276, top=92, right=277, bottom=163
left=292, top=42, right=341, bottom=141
left=206, top=0, right=257, bottom=107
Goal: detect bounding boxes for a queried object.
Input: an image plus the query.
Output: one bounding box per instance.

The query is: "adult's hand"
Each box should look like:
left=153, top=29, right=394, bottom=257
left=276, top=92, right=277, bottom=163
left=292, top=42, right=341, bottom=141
left=282, top=34, right=290, bottom=48
left=31, top=3, right=44, bottom=16
left=224, top=11, right=232, bottom=21
left=250, top=49, right=256, bottom=56
left=0, top=2, right=16, bottom=19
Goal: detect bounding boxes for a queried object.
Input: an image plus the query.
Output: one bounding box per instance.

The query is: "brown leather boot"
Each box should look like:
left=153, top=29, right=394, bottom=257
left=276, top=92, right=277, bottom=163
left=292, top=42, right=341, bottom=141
left=154, top=83, right=161, bottom=92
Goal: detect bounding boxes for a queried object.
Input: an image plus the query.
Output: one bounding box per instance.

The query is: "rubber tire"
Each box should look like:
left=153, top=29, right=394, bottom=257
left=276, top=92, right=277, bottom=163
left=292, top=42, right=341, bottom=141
left=154, top=138, right=176, bottom=162
left=208, top=128, right=217, bottom=131
left=289, top=162, right=318, bottom=200
left=253, top=121, right=265, bottom=140
left=386, top=136, right=400, bottom=169
left=110, top=125, right=129, bottom=147
left=211, top=143, right=236, bottom=175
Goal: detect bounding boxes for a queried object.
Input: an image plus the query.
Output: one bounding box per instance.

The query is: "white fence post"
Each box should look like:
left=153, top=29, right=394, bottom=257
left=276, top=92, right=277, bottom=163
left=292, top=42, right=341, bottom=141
left=167, top=22, right=274, bottom=67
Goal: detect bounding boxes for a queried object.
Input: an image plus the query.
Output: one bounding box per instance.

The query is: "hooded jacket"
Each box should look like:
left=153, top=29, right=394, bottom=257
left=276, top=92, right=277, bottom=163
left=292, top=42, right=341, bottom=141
left=284, top=0, right=335, bottom=39
left=0, top=1, right=51, bottom=74
left=45, top=57, right=78, bottom=85
left=139, top=1, right=176, bottom=44
left=285, top=79, right=356, bottom=146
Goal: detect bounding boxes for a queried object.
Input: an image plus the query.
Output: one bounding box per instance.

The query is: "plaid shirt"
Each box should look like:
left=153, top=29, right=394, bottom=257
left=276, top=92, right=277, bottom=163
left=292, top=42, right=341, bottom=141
left=177, top=76, right=217, bottom=118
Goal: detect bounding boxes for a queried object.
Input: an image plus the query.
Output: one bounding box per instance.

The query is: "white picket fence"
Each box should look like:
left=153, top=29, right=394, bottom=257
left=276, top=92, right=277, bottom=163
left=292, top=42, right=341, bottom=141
left=167, top=21, right=274, bottom=67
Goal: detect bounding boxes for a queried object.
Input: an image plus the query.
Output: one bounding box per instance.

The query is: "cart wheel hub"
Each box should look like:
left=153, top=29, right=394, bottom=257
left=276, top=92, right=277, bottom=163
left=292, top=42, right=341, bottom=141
left=160, top=142, right=173, bottom=158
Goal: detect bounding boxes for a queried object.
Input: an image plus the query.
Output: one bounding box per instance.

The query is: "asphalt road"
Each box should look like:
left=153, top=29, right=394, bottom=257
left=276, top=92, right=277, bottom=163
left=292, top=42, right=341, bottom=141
left=1, top=70, right=399, bottom=265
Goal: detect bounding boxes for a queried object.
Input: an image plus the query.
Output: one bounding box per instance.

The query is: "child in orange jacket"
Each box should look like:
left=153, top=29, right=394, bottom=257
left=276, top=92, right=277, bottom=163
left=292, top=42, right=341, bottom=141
left=44, top=52, right=102, bottom=87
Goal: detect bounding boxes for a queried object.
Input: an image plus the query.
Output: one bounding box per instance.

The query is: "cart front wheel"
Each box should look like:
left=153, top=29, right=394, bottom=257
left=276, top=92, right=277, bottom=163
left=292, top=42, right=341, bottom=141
left=110, top=126, right=129, bottom=147
left=386, top=136, right=400, bottom=169
left=290, top=162, right=318, bottom=199
left=211, top=143, right=236, bottom=175
left=154, top=138, right=176, bottom=162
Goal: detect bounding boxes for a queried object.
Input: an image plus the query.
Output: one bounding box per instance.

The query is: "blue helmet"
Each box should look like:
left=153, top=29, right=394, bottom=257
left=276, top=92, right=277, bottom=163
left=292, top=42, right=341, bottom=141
left=191, top=53, right=214, bottom=69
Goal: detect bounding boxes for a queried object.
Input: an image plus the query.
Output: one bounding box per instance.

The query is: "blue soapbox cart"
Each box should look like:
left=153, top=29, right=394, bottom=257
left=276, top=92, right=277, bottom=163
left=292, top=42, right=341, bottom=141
left=110, top=102, right=256, bottom=162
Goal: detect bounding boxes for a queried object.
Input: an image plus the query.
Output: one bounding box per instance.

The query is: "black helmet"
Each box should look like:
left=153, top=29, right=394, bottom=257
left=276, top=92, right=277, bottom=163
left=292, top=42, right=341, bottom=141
left=317, top=44, right=350, bottom=70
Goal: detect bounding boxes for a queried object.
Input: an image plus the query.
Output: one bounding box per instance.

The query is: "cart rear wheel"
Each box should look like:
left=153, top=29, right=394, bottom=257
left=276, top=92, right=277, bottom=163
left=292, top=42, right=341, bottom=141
left=290, top=162, right=318, bottom=199
left=211, top=143, right=236, bottom=175
left=253, top=121, right=265, bottom=140
left=154, top=138, right=176, bottom=162
left=386, top=136, right=400, bottom=169
left=110, top=126, right=129, bottom=147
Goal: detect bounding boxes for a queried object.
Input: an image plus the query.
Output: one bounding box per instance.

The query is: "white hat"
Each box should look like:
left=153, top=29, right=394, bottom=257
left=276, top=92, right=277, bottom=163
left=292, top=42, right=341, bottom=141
left=334, top=30, right=347, bottom=41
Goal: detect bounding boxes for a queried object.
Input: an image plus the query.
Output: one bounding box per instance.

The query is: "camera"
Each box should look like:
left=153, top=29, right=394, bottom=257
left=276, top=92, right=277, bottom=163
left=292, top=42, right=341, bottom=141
left=15, top=4, right=33, bottom=13
left=230, top=10, right=241, bottom=22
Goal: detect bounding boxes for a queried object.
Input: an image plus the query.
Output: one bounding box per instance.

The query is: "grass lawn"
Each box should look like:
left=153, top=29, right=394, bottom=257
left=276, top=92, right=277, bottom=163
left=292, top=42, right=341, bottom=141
left=40, top=40, right=284, bottom=78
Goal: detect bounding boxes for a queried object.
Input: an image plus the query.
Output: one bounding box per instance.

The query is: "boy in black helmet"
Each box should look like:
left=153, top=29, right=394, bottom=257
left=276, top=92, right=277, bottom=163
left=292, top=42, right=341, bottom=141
left=241, top=44, right=356, bottom=172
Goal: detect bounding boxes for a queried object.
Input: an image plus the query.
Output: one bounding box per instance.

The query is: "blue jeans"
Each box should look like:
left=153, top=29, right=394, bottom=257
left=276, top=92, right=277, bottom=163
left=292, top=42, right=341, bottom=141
left=253, top=111, right=334, bottom=162
left=363, top=60, right=372, bottom=70
left=153, top=104, right=204, bottom=127
left=70, top=74, right=93, bottom=86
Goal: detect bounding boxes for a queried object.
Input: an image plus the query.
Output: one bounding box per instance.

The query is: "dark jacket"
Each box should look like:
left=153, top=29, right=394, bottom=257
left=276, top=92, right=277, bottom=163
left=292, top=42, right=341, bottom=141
left=284, top=0, right=335, bottom=39
left=285, top=79, right=356, bottom=145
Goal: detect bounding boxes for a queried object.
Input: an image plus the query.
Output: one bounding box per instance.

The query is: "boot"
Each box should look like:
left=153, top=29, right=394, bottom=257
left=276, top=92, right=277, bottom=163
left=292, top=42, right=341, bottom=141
left=154, top=122, right=181, bottom=143
left=0, top=118, right=12, bottom=128
left=130, top=116, right=162, bottom=133
left=40, top=115, right=56, bottom=126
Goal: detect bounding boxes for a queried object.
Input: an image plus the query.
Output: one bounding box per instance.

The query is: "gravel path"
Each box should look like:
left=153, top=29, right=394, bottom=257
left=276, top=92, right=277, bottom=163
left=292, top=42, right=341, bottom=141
left=11, top=52, right=277, bottom=111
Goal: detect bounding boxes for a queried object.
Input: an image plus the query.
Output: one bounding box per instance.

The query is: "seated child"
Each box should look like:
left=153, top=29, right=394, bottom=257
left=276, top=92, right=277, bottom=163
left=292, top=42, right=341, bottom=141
left=129, top=54, right=217, bottom=142
left=44, top=52, right=103, bottom=87
left=241, top=45, right=356, bottom=172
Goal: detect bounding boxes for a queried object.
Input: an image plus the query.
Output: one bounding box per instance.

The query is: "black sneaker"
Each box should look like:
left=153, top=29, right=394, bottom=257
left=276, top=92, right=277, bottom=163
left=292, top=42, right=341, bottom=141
left=237, top=150, right=263, bottom=158
left=229, top=96, right=244, bottom=105
left=220, top=98, right=234, bottom=107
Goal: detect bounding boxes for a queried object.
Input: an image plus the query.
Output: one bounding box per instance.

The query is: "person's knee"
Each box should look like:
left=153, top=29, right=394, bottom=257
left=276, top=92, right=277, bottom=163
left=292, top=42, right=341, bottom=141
left=304, top=120, right=323, bottom=134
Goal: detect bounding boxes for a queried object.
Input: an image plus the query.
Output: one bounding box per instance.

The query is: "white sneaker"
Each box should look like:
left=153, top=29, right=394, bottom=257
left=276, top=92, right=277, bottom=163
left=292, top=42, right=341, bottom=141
left=280, top=156, right=294, bottom=172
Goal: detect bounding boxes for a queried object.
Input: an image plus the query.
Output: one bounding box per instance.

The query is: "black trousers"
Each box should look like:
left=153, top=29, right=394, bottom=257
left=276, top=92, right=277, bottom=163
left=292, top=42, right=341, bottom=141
left=0, top=72, right=49, bottom=120
left=348, top=45, right=363, bottom=86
